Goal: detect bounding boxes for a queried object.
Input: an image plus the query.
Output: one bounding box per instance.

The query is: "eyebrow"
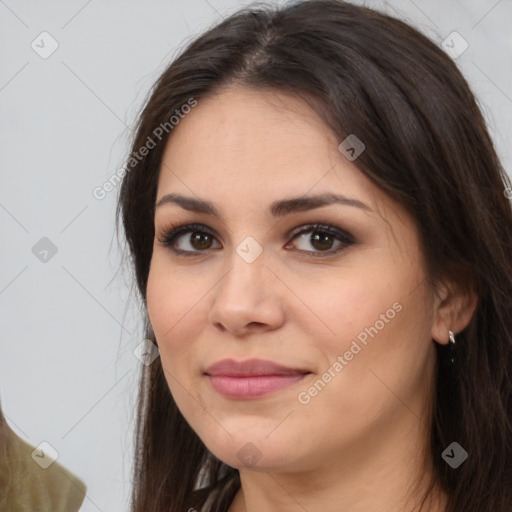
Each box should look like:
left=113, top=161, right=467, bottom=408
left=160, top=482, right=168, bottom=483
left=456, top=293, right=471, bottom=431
left=155, top=192, right=372, bottom=218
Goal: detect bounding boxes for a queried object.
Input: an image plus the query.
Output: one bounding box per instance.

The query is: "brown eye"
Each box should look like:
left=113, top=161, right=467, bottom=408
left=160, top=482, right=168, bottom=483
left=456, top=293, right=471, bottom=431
left=157, top=223, right=221, bottom=254
left=188, top=232, right=214, bottom=250
left=287, top=224, right=354, bottom=255
left=310, top=231, right=336, bottom=251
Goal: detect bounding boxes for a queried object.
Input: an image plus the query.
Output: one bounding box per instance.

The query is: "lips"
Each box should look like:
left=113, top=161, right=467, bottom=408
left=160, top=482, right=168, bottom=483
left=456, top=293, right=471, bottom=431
left=204, top=358, right=310, bottom=377
left=204, top=358, right=311, bottom=399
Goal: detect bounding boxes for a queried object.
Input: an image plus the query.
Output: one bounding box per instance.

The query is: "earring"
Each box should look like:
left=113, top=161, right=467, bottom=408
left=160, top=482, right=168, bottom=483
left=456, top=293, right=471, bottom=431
left=448, top=329, right=456, bottom=364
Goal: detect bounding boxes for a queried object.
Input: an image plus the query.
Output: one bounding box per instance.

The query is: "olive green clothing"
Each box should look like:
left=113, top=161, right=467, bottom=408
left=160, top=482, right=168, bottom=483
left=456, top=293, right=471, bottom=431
left=0, top=429, right=86, bottom=512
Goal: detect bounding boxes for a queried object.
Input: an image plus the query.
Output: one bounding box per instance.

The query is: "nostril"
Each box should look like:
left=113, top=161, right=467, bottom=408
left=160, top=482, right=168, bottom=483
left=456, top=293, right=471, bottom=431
left=248, top=322, right=265, bottom=328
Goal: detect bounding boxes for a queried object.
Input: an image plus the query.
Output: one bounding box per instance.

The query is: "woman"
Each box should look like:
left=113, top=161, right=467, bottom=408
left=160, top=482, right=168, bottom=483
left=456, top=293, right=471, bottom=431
left=116, top=1, right=512, bottom=511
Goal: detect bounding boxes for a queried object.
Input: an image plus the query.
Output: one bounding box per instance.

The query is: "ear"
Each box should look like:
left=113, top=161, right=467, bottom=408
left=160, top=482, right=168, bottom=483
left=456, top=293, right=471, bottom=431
left=430, top=278, right=478, bottom=345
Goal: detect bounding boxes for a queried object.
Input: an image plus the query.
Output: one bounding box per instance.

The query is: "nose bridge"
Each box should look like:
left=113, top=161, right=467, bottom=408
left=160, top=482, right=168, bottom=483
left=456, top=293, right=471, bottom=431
left=220, top=238, right=267, bottom=297
left=208, top=238, right=286, bottom=333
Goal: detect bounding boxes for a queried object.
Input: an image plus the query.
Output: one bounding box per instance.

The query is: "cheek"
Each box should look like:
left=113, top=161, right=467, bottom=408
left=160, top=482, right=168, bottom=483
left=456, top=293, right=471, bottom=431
left=299, top=261, right=399, bottom=353
left=146, top=263, right=213, bottom=434
left=146, top=262, right=173, bottom=339
left=305, top=278, right=433, bottom=422
left=301, top=254, right=432, bottom=398
left=146, top=272, right=204, bottom=418
left=146, top=259, right=202, bottom=366
left=146, top=254, right=204, bottom=332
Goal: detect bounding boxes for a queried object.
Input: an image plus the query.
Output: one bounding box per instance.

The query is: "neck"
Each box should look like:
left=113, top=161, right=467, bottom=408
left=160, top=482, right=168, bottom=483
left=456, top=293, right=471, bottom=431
left=228, top=409, right=448, bottom=512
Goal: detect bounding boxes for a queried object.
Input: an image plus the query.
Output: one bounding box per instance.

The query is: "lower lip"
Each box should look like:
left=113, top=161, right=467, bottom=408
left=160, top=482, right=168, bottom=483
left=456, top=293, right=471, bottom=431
left=207, top=373, right=309, bottom=399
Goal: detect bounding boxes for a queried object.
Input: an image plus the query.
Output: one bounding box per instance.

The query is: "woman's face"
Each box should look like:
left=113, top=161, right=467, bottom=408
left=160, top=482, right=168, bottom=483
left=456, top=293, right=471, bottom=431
left=147, top=86, right=439, bottom=473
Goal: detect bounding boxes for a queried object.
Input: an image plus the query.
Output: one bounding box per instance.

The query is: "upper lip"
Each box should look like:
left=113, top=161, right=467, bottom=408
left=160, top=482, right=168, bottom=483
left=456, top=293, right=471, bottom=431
left=205, top=358, right=311, bottom=377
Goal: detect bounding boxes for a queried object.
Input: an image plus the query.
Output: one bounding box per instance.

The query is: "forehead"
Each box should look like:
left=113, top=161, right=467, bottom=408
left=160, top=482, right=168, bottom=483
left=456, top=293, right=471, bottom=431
left=157, top=86, right=380, bottom=211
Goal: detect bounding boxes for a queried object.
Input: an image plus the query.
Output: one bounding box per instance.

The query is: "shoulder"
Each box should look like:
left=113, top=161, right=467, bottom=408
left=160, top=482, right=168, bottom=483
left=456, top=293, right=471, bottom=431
left=6, top=431, right=86, bottom=512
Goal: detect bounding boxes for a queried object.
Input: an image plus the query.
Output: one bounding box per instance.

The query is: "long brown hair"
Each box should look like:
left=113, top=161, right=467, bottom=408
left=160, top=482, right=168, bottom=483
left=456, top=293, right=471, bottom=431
left=116, top=1, right=512, bottom=511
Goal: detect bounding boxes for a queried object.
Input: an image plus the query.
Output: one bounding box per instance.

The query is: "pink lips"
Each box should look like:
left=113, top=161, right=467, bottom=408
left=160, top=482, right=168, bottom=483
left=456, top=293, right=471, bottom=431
left=204, top=358, right=311, bottom=399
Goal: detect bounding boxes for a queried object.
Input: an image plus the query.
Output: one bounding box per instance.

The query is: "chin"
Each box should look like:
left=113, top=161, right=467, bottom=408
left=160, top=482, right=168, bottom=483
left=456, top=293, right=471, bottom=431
left=203, top=434, right=301, bottom=472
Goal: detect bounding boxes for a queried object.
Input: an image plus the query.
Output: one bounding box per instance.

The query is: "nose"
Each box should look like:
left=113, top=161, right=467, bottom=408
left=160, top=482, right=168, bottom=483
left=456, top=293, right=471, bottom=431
left=207, top=247, right=286, bottom=336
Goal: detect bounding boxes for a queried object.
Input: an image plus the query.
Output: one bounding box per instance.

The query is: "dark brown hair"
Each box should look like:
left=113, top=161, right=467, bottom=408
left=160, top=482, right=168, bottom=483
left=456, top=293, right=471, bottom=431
left=116, top=1, right=512, bottom=511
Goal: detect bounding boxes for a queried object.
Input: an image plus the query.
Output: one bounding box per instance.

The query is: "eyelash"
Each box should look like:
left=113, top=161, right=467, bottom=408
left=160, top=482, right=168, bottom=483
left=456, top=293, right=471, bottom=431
left=156, top=222, right=355, bottom=259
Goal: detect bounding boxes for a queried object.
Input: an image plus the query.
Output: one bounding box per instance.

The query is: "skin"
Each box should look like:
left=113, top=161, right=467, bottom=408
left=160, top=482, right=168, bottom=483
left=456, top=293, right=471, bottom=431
left=146, top=86, right=477, bottom=512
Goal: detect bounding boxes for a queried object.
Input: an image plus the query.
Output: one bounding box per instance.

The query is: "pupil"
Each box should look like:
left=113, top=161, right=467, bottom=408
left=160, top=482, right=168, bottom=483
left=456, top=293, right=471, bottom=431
left=192, top=232, right=211, bottom=249
left=312, top=232, right=332, bottom=250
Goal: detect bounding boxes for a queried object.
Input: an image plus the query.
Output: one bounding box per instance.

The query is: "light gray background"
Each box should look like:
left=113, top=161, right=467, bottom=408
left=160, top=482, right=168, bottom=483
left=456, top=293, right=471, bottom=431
left=1, top=0, right=510, bottom=510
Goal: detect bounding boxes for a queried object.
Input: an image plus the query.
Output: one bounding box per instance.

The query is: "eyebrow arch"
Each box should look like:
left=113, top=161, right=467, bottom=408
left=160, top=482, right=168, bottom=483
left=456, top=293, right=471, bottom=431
left=155, top=192, right=372, bottom=218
